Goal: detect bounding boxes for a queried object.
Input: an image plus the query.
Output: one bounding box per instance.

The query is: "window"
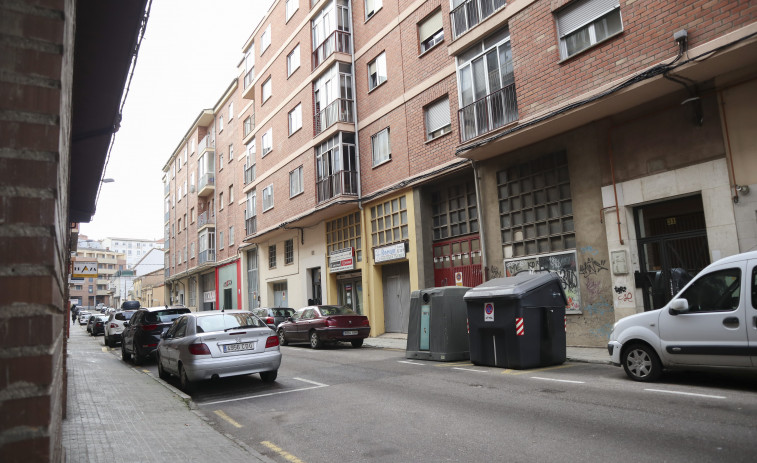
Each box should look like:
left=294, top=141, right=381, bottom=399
left=178, top=217, right=182, bottom=231
left=229, top=185, right=234, bottom=204
left=268, top=244, right=276, bottom=269
left=246, top=189, right=257, bottom=235
left=368, top=52, right=387, bottom=91
left=419, top=10, right=443, bottom=53
left=431, top=182, right=478, bottom=240
left=287, top=44, right=300, bottom=77
left=262, top=184, right=274, bottom=211
left=244, top=46, right=255, bottom=88
left=285, top=239, right=294, bottom=265
left=229, top=144, right=234, bottom=161
left=288, top=104, right=302, bottom=135
left=244, top=116, right=252, bottom=137
left=365, top=0, right=382, bottom=20
left=219, top=231, right=224, bottom=249
left=316, top=132, right=358, bottom=203
left=326, top=212, right=362, bottom=262
left=286, top=0, right=298, bottom=22
left=262, top=128, right=273, bottom=156
left=679, top=268, right=741, bottom=313
left=425, top=97, right=451, bottom=140
left=262, top=77, right=272, bottom=102
left=290, top=166, right=303, bottom=197
left=190, top=242, right=195, bottom=258
left=370, top=195, right=408, bottom=246
left=183, top=213, right=187, bottom=229
left=260, top=24, right=271, bottom=54
left=219, top=192, right=224, bottom=210
left=219, top=115, right=224, bottom=132
left=556, top=0, right=623, bottom=60
left=229, top=226, right=235, bottom=246
left=219, top=153, right=224, bottom=170
left=229, top=102, right=234, bottom=120
left=371, top=128, right=391, bottom=166
left=183, top=180, right=187, bottom=197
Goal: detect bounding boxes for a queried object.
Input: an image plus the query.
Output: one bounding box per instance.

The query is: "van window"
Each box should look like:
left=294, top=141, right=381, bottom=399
left=679, top=268, right=741, bottom=313
left=752, top=267, right=757, bottom=310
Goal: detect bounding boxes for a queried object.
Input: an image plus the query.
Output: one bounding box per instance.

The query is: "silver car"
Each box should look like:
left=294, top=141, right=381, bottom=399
left=156, top=311, right=281, bottom=392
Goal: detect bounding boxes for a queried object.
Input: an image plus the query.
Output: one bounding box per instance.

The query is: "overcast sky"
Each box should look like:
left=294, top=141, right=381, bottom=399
left=79, top=0, right=272, bottom=241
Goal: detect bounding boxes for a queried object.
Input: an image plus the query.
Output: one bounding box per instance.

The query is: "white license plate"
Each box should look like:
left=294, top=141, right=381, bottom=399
left=223, top=342, right=256, bottom=353
left=343, top=330, right=358, bottom=336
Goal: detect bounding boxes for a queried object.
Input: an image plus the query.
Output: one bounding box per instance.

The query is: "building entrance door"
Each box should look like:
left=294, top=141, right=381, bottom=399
left=433, top=235, right=483, bottom=287
left=338, top=277, right=362, bottom=314
left=382, top=262, right=410, bottom=333
left=634, top=195, right=710, bottom=311
left=273, top=282, right=288, bottom=307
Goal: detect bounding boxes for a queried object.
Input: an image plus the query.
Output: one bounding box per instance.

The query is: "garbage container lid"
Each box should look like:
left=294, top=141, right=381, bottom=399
left=464, top=273, right=563, bottom=299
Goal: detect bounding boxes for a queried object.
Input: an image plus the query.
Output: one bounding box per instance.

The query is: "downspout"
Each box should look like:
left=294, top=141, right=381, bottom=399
left=718, top=90, right=740, bottom=204
left=607, top=129, right=624, bottom=245
left=470, top=159, right=489, bottom=280
left=348, top=3, right=362, bottom=211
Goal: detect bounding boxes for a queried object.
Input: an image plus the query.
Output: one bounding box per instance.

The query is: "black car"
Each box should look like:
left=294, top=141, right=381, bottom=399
left=252, top=307, right=295, bottom=328
left=121, top=300, right=141, bottom=310
left=121, top=306, right=191, bottom=365
left=90, top=314, right=109, bottom=336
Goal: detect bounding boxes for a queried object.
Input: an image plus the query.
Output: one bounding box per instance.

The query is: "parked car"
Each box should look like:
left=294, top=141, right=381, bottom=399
left=252, top=307, right=295, bottom=328
left=157, top=310, right=281, bottom=392
left=121, top=306, right=191, bottom=365
left=90, top=314, right=109, bottom=336
left=277, top=305, right=370, bottom=349
left=78, top=311, right=91, bottom=325
left=85, top=313, right=98, bottom=332
left=609, top=250, right=757, bottom=382
left=104, top=310, right=136, bottom=347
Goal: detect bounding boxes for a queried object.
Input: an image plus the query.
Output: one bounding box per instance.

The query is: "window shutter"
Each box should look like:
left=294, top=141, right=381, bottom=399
left=419, top=11, right=443, bottom=43
left=557, top=0, right=619, bottom=37
left=426, top=98, right=451, bottom=134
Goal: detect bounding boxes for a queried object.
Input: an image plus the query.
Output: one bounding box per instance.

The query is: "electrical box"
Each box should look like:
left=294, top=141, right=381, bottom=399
left=611, top=250, right=628, bottom=275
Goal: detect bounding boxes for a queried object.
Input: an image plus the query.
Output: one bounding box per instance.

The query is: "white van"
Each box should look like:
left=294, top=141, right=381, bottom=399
left=608, top=250, right=757, bottom=381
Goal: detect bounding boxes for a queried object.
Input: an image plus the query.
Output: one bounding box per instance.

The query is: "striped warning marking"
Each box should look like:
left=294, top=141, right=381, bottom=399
left=214, top=410, right=243, bottom=428
left=515, top=317, right=524, bottom=336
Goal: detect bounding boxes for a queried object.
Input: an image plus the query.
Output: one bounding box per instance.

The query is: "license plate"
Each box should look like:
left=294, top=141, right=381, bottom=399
left=343, top=330, right=358, bottom=336
left=223, top=342, right=256, bottom=353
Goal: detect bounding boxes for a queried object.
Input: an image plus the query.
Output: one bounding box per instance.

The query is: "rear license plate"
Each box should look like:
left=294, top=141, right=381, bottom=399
left=343, top=330, right=358, bottom=336
left=223, top=342, right=256, bottom=353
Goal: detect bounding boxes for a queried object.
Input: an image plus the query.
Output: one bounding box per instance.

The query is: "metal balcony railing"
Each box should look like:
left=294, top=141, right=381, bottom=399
left=312, top=30, right=351, bottom=70
left=317, top=169, right=358, bottom=203
left=245, top=215, right=257, bottom=236
left=450, top=0, right=506, bottom=40
left=314, top=98, right=353, bottom=135
left=243, top=68, right=255, bottom=89
left=243, top=114, right=255, bottom=138
left=198, top=211, right=215, bottom=228
left=198, top=173, right=215, bottom=192
left=458, top=82, right=518, bottom=143
left=198, top=134, right=215, bottom=153
left=244, top=163, right=256, bottom=185
left=199, top=249, right=216, bottom=265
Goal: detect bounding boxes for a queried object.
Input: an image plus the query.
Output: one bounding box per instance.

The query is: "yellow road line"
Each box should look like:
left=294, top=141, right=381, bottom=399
left=101, top=347, right=109, bottom=353
left=214, top=410, right=243, bottom=428
left=261, top=440, right=305, bottom=463
left=501, top=364, right=576, bottom=375
left=434, top=361, right=474, bottom=367
left=142, top=369, right=150, bottom=373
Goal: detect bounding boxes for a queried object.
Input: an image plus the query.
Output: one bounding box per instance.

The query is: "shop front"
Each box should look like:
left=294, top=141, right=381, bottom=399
left=216, top=260, right=241, bottom=311
left=329, top=247, right=362, bottom=314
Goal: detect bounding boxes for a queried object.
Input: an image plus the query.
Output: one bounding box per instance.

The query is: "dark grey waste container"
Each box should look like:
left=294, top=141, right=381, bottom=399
left=463, top=273, right=567, bottom=369
left=406, top=286, right=470, bottom=361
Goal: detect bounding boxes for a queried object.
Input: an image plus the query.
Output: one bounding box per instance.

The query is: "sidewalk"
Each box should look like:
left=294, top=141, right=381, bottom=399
left=62, top=322, right=275, bottom=463
left=364, top=333, right=611, bottom=364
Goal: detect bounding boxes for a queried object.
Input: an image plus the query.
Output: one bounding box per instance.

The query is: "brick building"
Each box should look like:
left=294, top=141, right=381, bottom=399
left=163, top=0, right=756, bottom=346
left=69, top=249, right=126, bottom=308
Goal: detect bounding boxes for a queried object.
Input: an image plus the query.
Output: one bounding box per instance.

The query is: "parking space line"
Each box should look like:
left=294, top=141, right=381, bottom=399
left=197, top=378, right=329, bottom=406
left=644, top=388, right=726, bottom=400
left=261, top=441, right=305, bottom=463
left=435, top=361, right=474, bottom=367
left=452, top=367, right=488, bottom=373
left=502, top=364, right=576, bottom=375
left=531, top=376, right=585, bottom=384
left=398, top=360, right=425, bottom=366
left=293, top=377, right=328, bottom=387
left=214, top=410, right=243, bottom=428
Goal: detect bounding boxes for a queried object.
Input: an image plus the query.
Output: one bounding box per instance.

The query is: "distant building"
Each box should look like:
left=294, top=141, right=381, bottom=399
left=102, top=237, right=164, bottom=269
left=133, top=248, right=165, bottom=277
left=69, top=248, right=127, bottom=308
left=133, top=269, right=166, bottom=308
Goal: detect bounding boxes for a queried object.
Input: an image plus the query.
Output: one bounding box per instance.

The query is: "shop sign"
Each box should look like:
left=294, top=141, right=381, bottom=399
left=329, top=248, right=355, bottom=273
left=203, top=291, right=216, bottom=303
left=223, top=280, right=232, bottom=288
left=72, top=261, right=97, bottom=279
left=373, top=242, right=406, bottom=263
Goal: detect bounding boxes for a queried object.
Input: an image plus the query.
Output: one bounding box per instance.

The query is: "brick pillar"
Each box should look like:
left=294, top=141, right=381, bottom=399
left=0, top=0, right=75, bottom=461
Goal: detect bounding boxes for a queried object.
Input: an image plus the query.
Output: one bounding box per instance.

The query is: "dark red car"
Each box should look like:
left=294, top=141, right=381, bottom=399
left=277, top=305, right=370, bottom=349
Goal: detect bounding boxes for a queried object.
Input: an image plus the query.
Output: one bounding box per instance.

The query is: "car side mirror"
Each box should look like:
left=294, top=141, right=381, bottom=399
left=161, top=331, right=169, bottom=339
left=123, top=321, right=129, bottom=327
left=668, top=298, right=689, bottom=316
left=286, top=316, right=293, bottom=322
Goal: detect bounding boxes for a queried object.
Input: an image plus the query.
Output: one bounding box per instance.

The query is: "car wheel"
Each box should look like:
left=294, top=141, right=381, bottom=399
left=260, top=370, right=278, bottom=383
left=157, top=354, right=169, bottom=380
left=132, top=342, right=143, bottom=366
left=179, top=365, right=194, bottom=393
left=309, top=330, right=323, bottom=349
left=121, top=341, right=131, bottom=362
left=622, top=343, right=662, bottom=382
left=350, top=339, right=364, bottom=348
left=278, top=329, right=288, bottom=346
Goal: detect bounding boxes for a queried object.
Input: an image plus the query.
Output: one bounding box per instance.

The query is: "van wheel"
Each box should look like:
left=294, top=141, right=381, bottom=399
left=622, top=343, right=662, bottom=382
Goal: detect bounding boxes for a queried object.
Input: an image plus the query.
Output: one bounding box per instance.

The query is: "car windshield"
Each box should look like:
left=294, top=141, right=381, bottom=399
left=318, top=305, right=356, bottom=316
left=273, top=308, right=294, bottom=317
left=114, top=311, right=134, bottom=321
left=196, top=313, right=266, bottom=333
left=144, top=309, right=190, bottom=323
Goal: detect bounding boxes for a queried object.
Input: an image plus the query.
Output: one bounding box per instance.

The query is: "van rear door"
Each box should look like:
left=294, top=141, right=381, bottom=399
left=748, top=260, right=757, bottom=367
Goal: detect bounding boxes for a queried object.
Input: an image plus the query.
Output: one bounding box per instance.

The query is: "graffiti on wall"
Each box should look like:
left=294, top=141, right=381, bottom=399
left=504, top=251, right=580, bottom=313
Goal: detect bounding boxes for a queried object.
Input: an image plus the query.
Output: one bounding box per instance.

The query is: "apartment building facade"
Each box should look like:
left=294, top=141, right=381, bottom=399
left=69, top=249, right=127, bottom=308
left=101, top=237, right=163, bottom=269
left=163, top=0, right=756, bottom=347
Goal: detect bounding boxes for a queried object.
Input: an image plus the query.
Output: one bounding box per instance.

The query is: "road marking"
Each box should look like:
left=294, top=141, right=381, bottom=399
left=398, top=360, right=425, bottom=365
left=101, top=347, right=108, bottom=353
left=214, top=410, right=243, bottom=428
left=142, top=369, right=150, bottom=373
left=261, top=441, right=305, bottom=463
left=502, top=364, right=576, bottom=375
left=644, top=388, right=726, bottom=400
left=531, top=376, right=585, bottom=384
left=452, top=367, right=488, bottom=373
left=435, top=361, right=474, bottom=367
left=197, top=378, right=329, bottom=406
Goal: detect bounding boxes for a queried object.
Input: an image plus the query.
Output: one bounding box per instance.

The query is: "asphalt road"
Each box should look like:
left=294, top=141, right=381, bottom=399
left=112, top=337, right=757, bottom=463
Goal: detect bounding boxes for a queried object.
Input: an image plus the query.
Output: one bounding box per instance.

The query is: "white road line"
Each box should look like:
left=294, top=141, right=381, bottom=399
left=398, top=360, right=425, bottom=365
left=531, top=376, right=585, bottom=384
left=644, top=388, right=726, bottom=399
left=452, top=367, right=488, bottom=373
left=293, top=377, right=329, bottom=387
left=198, top=379, right=329, bottom=406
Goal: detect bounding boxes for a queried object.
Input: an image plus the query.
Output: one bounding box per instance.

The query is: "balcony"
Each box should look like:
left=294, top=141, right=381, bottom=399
left=198, top=211, right=215, bottom=229
left=164, top=211, right=170, bottom=223
left=312, top=30, right=352, bottom=70
left=242, top=67, right=256, bottom=100
left=243, top=114, right=255, bottom=138
left=197, top=134, right=214, bottom=155
left=317, top=169, right=358, bottom=203
left=197, top=173, right=215, bottom=197
left=164, top=237, right=169, bottom=249
left=245, top=215, right=257, bottom=236
left=164, top=182, right=169, bottom=196
left=314, top=98, right=353, bottom=135
left=458, top=82, right=518, bottom=143
left=199, top=249, right=216, bottom=265
left=450, top=0, right=506, bottom=40
left=244, top=163, right=256, bottom=185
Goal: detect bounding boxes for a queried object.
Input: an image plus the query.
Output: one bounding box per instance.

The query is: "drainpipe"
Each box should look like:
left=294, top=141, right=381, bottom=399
left=607, top=130, right=624, bottom=245
left=470, top=159, right=489, bottom=280
left=347, top=3, right=362, bottom=211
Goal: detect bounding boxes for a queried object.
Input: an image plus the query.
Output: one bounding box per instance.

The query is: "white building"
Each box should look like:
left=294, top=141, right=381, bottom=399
left=102, top=237, right=164, bottom=269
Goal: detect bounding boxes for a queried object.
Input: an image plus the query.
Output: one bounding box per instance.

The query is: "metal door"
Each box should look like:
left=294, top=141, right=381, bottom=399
left=383, top=263, right=410, bottom=333
left=433, top=235, right=483, bottom=287
left=273, top=282, right=287, bottom=307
